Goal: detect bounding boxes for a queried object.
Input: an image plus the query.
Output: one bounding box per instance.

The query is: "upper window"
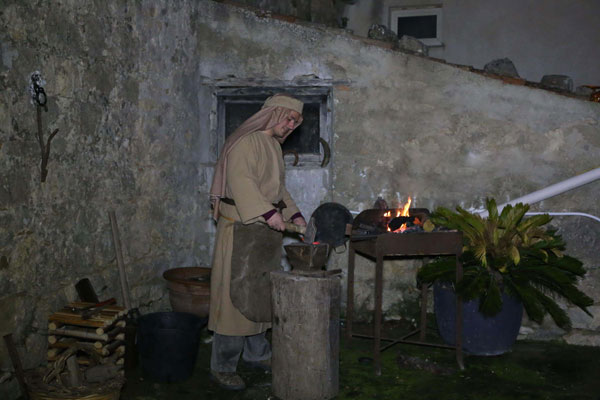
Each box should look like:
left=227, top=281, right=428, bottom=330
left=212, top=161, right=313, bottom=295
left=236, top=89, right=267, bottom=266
left=215, top=87, right=332, bottom=167
left=390, top=6, right=443, bottom=47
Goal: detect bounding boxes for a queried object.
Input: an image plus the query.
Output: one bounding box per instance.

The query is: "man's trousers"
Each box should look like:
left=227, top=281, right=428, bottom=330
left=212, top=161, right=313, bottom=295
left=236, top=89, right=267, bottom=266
left=210, top=332, right=271, bottom=372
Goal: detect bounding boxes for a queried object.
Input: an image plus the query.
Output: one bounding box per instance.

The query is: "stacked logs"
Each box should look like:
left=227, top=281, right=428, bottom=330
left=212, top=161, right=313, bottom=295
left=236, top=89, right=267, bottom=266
left=46, top=301, right=127, bottom=385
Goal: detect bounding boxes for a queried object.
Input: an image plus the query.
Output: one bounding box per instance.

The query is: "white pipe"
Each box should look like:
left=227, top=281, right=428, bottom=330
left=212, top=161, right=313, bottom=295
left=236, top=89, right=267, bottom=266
left=526, top=212, right=600, bottom=224
left=478, top=167, right=600, bottom=217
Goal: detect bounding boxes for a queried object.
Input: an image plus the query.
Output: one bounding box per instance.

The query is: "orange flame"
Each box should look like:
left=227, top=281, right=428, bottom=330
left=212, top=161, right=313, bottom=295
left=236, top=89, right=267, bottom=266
left=397, top=196, right=411, bottom=217
left=392, top=196, right=412, bottom=233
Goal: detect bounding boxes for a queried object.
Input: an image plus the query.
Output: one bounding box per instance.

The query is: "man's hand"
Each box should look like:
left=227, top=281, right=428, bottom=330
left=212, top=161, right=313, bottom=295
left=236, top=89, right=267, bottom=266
left=266, top=212, right=286, bottom=231
left=292, top=216, right=307, bottom=227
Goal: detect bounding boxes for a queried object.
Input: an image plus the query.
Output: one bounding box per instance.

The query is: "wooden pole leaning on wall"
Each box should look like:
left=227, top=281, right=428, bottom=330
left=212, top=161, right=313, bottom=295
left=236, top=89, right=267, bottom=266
left=108, top=210, right=132, bottom=310
left=109, top=210, right=140, bottom=371
left=3, top=334, right=30, bottom=400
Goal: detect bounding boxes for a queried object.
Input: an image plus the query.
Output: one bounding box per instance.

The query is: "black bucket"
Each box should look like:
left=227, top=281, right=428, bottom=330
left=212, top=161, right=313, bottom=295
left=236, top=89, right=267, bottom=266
left=136, top=312, right=207, bottom=382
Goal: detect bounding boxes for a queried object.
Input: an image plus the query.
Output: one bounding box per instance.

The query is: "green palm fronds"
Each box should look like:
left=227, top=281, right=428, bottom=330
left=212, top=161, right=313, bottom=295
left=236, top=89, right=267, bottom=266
left=417, top=198, right=594, bottom=329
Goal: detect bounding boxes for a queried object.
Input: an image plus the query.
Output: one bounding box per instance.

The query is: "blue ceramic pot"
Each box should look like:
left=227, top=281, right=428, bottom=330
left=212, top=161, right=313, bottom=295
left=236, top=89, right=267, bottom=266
left=434, top=282, right=523, bottom=355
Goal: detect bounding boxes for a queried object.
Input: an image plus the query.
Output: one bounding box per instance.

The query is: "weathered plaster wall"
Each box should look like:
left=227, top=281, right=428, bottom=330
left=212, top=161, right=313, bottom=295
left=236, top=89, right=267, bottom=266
left=1, top=1, right=599, bottom=397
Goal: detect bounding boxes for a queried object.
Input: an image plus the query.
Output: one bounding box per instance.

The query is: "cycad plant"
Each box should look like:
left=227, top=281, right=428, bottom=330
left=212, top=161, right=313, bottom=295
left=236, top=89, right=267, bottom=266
left=417, top=199, right=593, bottom=329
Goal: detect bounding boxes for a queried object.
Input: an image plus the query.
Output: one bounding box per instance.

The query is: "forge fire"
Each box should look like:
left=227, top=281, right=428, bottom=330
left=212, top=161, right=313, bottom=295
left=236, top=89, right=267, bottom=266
left=384, top=197, right=424, bottom=233
left=350, top=197, right=433, bottom=239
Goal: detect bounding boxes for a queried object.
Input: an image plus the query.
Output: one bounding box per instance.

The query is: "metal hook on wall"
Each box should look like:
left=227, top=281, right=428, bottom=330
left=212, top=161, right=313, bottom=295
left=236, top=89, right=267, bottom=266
left=30, top=72, right=48, bottom=111
left=319, top=138, right=331, bottom=168
left=29, top=72, right=58, bottom=182
left=283, top=149, right=299, bottom=166
left=282, top=139, right=330, bottom=168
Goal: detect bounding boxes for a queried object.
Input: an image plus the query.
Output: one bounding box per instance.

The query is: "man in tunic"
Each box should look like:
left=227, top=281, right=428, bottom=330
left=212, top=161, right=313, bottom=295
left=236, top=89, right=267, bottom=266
left=208, top=94, right=307, bottom=390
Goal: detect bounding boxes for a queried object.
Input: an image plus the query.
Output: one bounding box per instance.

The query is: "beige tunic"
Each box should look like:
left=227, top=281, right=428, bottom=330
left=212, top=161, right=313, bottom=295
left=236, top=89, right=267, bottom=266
left=208, top=131, right=300, bottom=336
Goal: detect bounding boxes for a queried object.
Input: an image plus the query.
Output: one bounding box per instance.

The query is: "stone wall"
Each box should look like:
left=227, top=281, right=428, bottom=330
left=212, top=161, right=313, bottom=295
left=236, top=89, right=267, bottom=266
left=223, top=0, right=340, bottom=26
left=1, top=1, right=599, bottom=397
left=0, top=2, right=213, bottom=397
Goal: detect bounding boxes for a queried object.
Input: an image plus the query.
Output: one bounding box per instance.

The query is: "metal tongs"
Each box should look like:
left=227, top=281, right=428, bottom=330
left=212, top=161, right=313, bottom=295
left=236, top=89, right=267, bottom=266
left=68, top=298, right=117, bottom=320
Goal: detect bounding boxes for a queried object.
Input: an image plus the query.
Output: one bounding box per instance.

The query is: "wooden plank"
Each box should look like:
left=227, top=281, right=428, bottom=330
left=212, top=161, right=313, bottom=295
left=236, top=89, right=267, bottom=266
left=51, top=318, right=124, bottom=332
left=48, top=328, right=109, bottom=342
left=48, top=312, right=115, bottom=328
left=96, top=320, right=126, bottom=335
left=49, top=339, right=97, bottom=352
left=48, top=322, right=62, bottom=330
left=67, top=302, right=126, bottom=315
left=60, top=307, right=122, bottom=318
left=53, top=309, right=115, bottom=320
left=48, top=341, right=124, bottom=359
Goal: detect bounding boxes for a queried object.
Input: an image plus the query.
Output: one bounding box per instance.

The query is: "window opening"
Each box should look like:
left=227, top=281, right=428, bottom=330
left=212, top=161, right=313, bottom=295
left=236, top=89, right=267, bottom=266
left=216, top=87, right=331, bottom=167
left=397, top=15, right=437, bottom=39
left=390, top=6, right=442, bottom=47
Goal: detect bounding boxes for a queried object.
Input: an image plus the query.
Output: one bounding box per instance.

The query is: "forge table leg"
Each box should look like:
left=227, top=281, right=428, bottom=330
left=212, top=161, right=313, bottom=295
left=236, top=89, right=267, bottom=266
left=456, top=257, right=465, bottom=370
left=373, top=250, right=384, bottom=376
left=346, top=244, right=356, bottom=343
left=419, top=283, right=428, bottom=342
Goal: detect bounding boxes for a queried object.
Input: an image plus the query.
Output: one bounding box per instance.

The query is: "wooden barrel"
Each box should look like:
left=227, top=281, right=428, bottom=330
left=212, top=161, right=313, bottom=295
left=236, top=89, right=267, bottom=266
left=270, top=270, right=340, bottom=400
left=162, top=267, right=210, bottom=318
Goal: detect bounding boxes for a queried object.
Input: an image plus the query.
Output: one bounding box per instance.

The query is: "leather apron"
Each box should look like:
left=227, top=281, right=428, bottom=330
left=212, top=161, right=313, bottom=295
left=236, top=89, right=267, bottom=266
left=230, top=222, right=283, bottom=322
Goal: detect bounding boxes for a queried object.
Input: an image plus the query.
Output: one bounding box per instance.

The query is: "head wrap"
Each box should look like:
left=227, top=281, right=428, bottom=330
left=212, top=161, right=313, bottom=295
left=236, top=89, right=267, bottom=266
left=209, top=94, right=304, bottom=220
left=263, top=94, right=303, bottom=114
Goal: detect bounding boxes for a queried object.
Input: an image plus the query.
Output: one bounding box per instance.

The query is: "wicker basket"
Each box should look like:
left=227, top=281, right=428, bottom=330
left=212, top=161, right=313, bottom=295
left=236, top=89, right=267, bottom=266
left=28, top=391, right=121, bottom=400
left=26, top=368, right=124, bottom=400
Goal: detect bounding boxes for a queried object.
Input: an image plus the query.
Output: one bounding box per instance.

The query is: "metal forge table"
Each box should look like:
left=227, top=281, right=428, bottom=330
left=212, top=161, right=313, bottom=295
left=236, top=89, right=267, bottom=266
left=345, top=231, right=464, bottom=375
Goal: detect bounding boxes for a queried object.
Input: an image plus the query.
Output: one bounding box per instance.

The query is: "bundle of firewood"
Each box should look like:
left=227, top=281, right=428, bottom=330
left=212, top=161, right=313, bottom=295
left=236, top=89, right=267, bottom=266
left=45, top=301, right=127, bottom=387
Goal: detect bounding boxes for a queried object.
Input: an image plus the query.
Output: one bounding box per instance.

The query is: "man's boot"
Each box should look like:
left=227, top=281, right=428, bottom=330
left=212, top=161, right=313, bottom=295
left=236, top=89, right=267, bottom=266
left=210, top=370, right=246, bottom=390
